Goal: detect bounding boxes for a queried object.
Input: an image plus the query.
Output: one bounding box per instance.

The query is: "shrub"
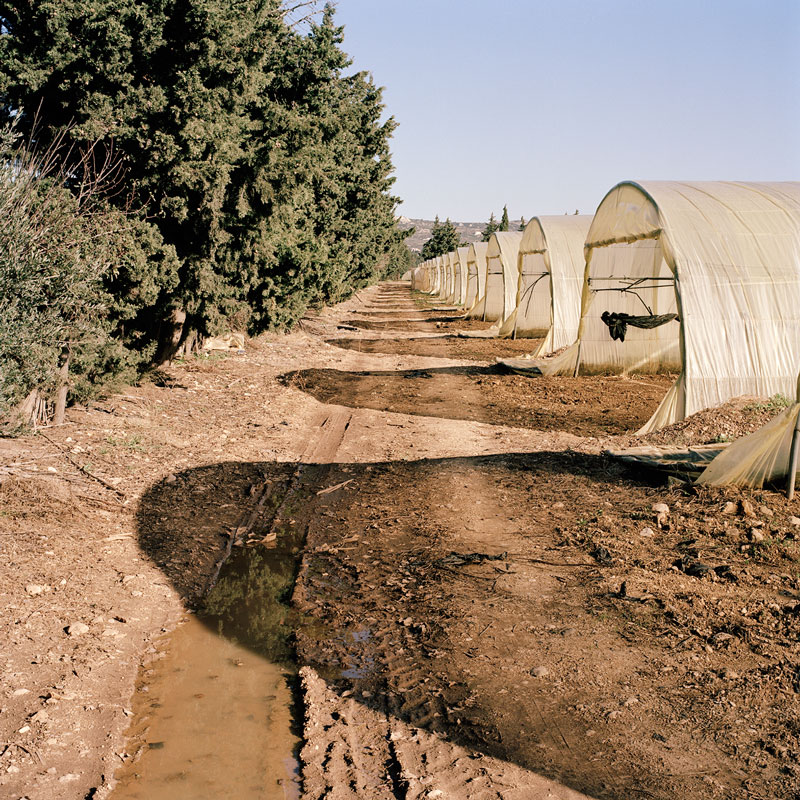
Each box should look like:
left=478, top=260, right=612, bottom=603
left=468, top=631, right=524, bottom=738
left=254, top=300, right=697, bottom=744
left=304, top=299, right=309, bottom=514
left=0, top=128, right=160, bottom=429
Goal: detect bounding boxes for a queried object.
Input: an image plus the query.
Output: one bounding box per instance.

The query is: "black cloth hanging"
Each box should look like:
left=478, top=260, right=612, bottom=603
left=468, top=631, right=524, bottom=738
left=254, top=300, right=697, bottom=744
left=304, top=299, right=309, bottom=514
left=601, top=311, right=678, bottom=342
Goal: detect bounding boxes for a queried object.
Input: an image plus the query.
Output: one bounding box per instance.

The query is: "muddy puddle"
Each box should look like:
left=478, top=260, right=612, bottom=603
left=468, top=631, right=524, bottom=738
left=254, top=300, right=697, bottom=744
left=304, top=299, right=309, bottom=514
left=112, top=543, right=307, bottom=799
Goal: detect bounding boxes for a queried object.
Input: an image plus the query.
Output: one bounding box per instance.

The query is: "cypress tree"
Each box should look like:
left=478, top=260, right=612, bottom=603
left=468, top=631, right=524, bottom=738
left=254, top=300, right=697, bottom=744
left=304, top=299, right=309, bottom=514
left=421, top=216, right=460, bottom=259
left=499, top=204, right=510, bottom=232
left=481, top=212, right=499, bottom=242
left=0, top=0, right=405, bottom=356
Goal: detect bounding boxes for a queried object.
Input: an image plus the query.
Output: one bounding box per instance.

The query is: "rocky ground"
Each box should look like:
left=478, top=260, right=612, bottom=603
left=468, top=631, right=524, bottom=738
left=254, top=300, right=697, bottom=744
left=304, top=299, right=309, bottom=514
left=1, top=282, right=799, bottom=799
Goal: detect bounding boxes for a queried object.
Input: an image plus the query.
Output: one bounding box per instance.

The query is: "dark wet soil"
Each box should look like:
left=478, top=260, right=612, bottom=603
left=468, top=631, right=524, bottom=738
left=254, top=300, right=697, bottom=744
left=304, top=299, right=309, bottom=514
left=338, top=316, right=491, bottom=334
left=326, top=335, right=543, bottom=362
left=292, top=448, right=800, bottom=800
left=285, top=367, right=675, bottom=436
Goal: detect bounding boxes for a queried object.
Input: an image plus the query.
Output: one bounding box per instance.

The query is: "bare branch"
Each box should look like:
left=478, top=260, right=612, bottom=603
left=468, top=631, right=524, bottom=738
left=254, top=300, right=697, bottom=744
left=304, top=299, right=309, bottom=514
left=275, top=0, right=332, bottom=29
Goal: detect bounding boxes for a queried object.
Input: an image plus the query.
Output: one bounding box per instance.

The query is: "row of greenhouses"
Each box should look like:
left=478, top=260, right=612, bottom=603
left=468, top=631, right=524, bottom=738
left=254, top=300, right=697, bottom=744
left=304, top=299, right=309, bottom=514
left=412, top=181, right=800, bottom=445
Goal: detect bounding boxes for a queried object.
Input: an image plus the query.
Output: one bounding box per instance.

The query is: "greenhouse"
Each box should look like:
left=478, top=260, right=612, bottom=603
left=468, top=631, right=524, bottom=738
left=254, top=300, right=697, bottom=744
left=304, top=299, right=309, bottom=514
left=507, top=215, right=591, bottom=346
left=481, top=231, right=523, bottom=322
left=502, top=181, right=800, bottom=432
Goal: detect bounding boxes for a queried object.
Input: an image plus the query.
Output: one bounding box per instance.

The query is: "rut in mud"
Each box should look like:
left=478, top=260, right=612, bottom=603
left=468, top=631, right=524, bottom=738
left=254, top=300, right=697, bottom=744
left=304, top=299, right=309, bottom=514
left=109, top=281, right=800, bottom=800
left=284, top=284, right=800, bottom=800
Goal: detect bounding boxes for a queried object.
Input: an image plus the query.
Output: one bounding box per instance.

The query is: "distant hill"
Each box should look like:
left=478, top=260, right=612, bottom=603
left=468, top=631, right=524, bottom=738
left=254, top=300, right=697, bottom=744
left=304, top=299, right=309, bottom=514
left=397, top=216, right=525, bottom=253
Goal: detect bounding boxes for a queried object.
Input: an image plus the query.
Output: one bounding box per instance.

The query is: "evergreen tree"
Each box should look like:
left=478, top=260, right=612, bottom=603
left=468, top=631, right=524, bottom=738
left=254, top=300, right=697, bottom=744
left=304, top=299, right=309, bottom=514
left=0, top=0, right=408, bottom=420
left=421, top=216, right=460, bottom=259
left=438, top=218, right=460, bottom=253
left=481, top=212, right=499, bottom=242
left=0, top=0, right=405, bottom=357
left=519, top=216, right=526, bottom=231
left=500, top=205, right=510, bottom=232
left=420, top=216, right=442, bottom=261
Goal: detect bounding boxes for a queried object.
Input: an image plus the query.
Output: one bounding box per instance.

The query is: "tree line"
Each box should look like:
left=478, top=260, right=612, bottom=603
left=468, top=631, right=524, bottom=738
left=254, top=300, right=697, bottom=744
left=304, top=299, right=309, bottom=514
left=420, top=205, right=525, bottom=260
left=0, top=0, right=412, bottom=428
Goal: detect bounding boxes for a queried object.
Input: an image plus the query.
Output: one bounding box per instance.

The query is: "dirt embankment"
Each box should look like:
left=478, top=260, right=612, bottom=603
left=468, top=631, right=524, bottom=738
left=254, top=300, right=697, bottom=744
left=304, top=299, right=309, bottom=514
left=2, top=282, right=799, bottom=800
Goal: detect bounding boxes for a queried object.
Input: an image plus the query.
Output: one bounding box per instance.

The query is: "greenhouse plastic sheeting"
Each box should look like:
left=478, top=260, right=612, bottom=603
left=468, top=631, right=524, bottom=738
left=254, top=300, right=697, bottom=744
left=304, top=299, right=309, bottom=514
left=605, top=443, right=728, bottom=479
left=482, top=231, right=523, bottom=322
left=697, top=373, right=800, bottom=488
left=465, top=242, right=489, bottom=318
left=504, top=181, right=800, bottom=433
left=451, top=246, right=470, bottom=307
left=436, top=255, right=447, bottom=299
left=446, top=250, right=458, bottom=303
left=512, top=215, right=591, bottom=346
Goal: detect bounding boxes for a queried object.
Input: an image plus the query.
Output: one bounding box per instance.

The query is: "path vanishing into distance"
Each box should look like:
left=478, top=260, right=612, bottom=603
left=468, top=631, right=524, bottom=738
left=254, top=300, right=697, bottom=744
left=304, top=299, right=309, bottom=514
left=3, top=281, right=798, bottom=800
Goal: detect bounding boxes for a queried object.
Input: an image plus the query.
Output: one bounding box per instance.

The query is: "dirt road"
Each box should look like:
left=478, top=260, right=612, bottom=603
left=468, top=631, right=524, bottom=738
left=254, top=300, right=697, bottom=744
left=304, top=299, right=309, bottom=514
left=2, top=282, right=799, bottom=799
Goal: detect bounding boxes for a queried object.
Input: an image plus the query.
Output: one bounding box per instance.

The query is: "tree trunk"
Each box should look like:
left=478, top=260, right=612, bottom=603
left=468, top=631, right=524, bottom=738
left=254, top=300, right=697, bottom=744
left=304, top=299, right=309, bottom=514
left=53, top=345, right=70, bottom=426
left=4, top=389, right=39, bottom=432
left=155, top=307, right=187, bottom=366
left=178, top=328, right=198, bottom=358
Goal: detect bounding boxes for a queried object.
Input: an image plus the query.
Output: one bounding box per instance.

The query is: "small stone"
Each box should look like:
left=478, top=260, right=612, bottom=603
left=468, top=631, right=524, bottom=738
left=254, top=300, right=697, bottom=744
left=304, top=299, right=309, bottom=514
left=750, top=529, right=765, bottom=543
left=722, top=501, right=738, bottom=515
left=25, top=585, right=46, bottom=596
left=739, top=499, right=755, bottom=517
left=58, top=774, right=80, bottom=783
left=722, top=669, right=739, bottom=680
left=529, top=666, right=550, bottom=678
left=552, top=502, right=565, bottom=510
left=606, top=709, right=622, bottom=721
left=639, top=527, right=655, bottom=538
left=760, top=505, right=774, bottom=518
left=12, top=689, right=30, bottom=697
left=165, top=474, right=177, bottom=484
left=789, top=516, right=800, bottom=527
left=623, top=696, right=639, bottom=707
left=30, top=710, right=49, bottom=723
left=652, top=503, right=670, bottom=527
left=710, top=632, right=735, bottom=647
left=66, top=622, right=90, bottom=636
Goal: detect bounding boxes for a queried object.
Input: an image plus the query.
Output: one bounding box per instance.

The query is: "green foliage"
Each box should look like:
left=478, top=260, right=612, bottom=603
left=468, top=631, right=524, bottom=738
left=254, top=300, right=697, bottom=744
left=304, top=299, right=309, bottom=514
left=481, top=212, right=499, bottom=242
left=744, top=394, right=794, bottom=412
left=0, top=128, right=163, bottom=422
left=421, top=216, right=460, bottom=259
left=519, top=215, right=526, bottom=231
left=0, top=0, right=405, bottom=420
left=499, top=204, right=509, bottom=232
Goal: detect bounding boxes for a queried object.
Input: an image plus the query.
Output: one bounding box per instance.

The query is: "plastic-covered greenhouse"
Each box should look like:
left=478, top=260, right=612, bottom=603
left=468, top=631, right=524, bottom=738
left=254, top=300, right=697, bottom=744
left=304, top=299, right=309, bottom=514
left=502, top=181, right=800, bottom=433
left=481, top=232, right=523, bottom=322
left=698, top=372, right=800, bottom=490
left=501, top=215, right=591, bottom=345
left=450, top=246, right=470, bottom=306
left=465, top=242, right=489, bottom=318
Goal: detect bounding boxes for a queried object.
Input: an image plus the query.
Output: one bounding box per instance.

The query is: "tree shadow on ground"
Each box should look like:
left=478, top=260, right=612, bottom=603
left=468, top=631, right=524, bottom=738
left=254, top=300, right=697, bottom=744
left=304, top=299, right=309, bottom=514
left=135, top=450, right=672, bottom=799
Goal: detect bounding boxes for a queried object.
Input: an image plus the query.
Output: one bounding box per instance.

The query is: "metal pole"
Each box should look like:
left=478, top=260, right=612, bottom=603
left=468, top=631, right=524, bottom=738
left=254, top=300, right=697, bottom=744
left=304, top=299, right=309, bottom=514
left=787, top=408, right=800, bottom=501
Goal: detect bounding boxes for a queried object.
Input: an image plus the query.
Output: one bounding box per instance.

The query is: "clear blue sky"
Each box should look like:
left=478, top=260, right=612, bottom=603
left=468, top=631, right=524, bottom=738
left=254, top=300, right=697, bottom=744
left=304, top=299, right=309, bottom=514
left=331, top=0, right=800, bottom=222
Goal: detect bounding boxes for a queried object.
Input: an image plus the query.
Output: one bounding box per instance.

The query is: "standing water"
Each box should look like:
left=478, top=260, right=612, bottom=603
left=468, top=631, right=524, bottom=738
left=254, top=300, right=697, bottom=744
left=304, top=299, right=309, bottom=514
left=112, top=543, right=306, bottom=800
